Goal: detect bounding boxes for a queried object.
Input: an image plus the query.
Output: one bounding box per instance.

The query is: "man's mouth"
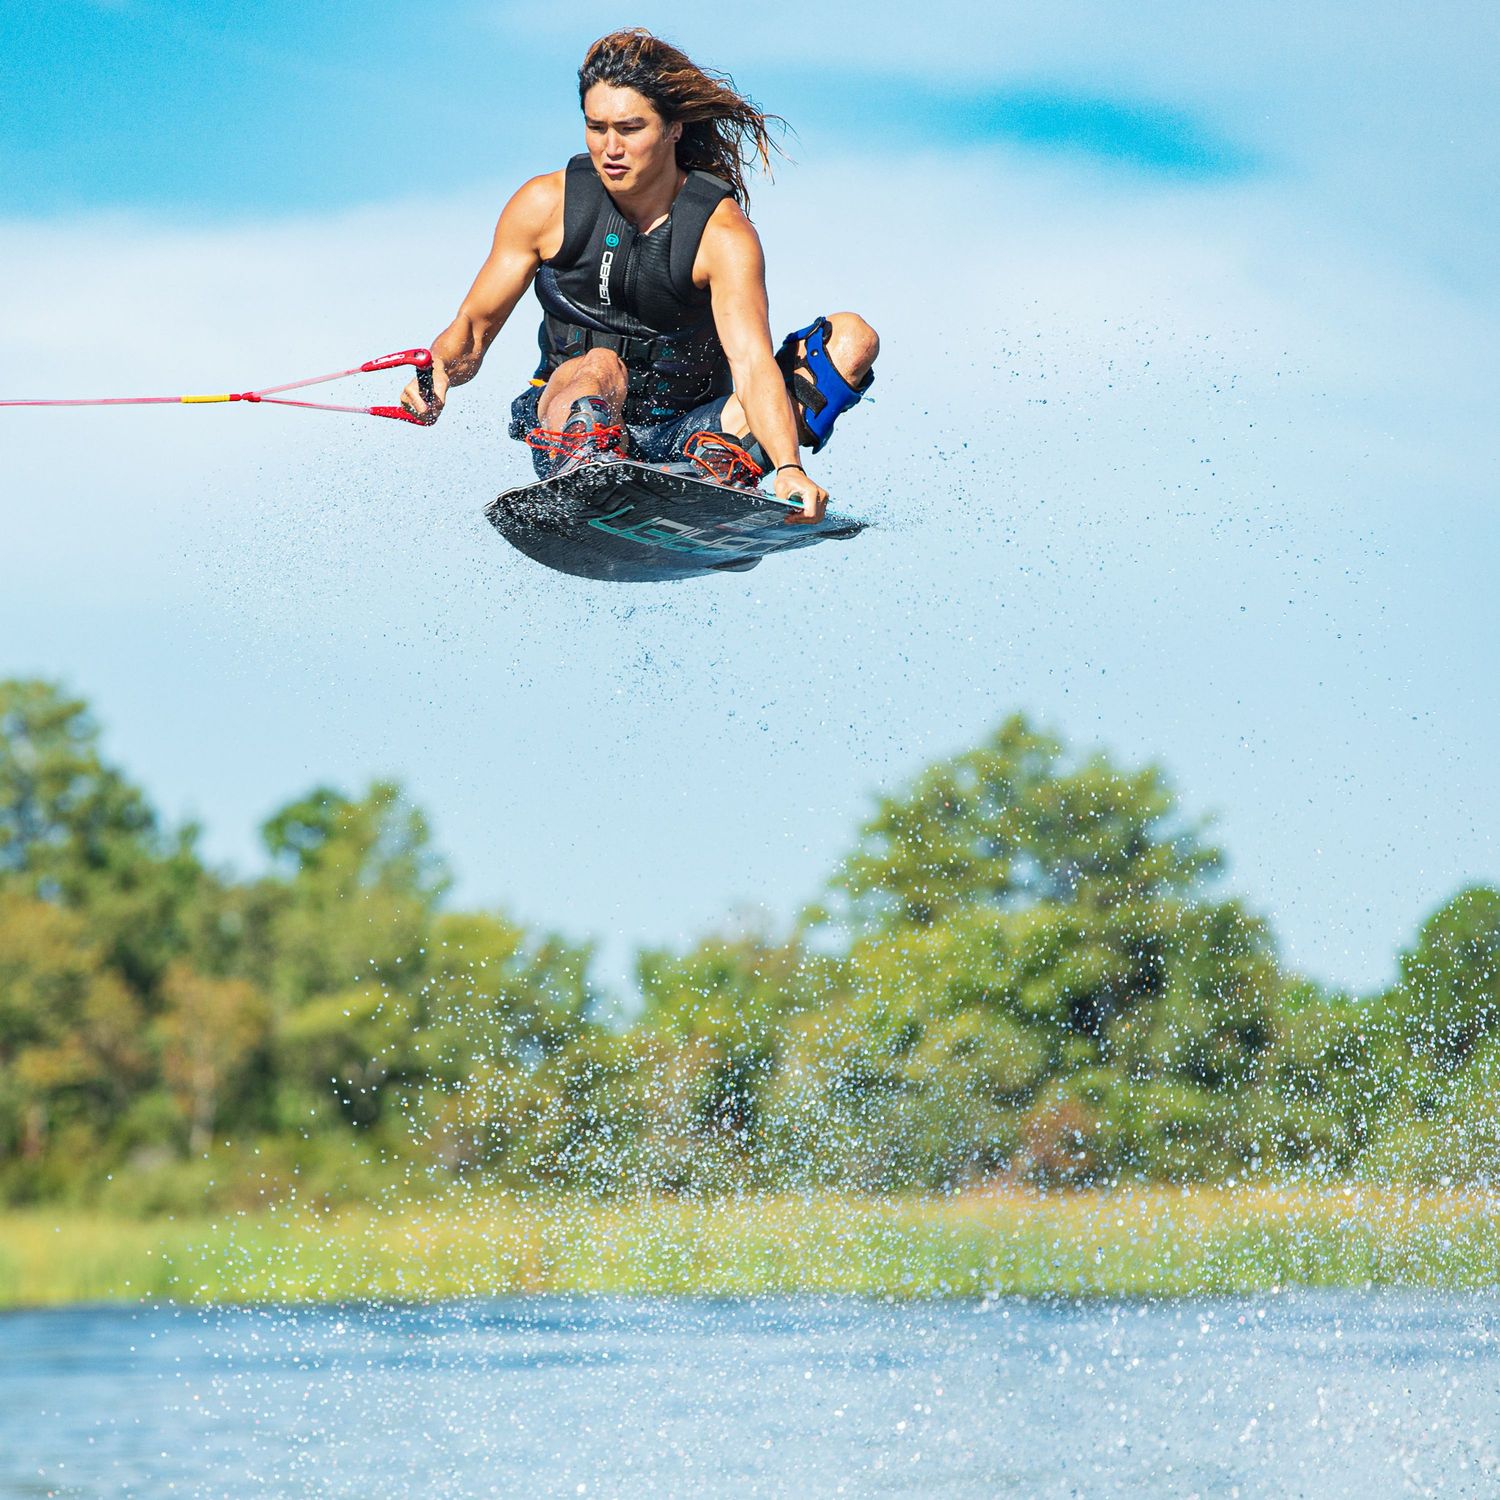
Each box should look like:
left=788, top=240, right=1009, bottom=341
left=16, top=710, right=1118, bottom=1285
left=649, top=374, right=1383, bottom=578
left=603, top=163, right=627, bottom=177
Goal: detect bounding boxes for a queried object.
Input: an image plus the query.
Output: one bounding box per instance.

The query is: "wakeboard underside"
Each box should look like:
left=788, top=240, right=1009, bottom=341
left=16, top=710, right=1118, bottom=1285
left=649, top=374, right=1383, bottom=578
left=484, top=460, right=864, bottom=582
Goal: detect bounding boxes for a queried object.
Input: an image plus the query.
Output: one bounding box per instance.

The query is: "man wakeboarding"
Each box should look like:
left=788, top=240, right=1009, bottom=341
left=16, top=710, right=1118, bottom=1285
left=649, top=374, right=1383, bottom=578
left=399, top=27, right=878, bottom=525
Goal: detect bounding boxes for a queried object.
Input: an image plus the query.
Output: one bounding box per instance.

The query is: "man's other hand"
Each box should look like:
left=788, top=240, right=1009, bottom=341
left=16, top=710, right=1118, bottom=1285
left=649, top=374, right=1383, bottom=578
left=775, top=464, right=828, bottom=524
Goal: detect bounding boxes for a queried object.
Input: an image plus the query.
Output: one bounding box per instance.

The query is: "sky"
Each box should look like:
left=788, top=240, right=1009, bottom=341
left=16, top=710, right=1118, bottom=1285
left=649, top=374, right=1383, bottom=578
left=2, top=0, right=1496, bottom=999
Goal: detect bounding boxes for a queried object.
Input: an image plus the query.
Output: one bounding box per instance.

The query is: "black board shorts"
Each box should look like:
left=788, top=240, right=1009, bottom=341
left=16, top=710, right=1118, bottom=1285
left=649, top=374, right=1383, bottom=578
left=506, top=317, right=843, bottom=480
left=509, top=385, right=734, bottom=481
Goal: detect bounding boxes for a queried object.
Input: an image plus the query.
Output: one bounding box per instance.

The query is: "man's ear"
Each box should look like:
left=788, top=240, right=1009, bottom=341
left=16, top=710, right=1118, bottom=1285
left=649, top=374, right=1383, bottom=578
left=669, top=121, right=683, bottom=144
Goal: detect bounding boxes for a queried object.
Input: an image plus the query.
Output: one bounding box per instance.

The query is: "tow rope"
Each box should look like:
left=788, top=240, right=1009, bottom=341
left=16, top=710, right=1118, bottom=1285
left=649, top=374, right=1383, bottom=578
left=0, top=348, right=437, bottom=425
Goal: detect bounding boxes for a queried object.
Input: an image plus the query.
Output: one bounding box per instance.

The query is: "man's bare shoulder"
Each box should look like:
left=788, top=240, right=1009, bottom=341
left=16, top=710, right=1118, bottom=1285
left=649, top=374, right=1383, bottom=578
left=696, top=197, right=763, bottom=287
left=496, top=170, right=566, bottom=258
left=503, top=171, right=565, bottom=226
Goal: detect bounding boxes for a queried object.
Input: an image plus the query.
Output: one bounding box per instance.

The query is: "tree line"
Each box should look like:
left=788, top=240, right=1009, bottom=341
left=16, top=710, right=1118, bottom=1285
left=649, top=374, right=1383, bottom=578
left=1, top=679, right=1495, bottom=1210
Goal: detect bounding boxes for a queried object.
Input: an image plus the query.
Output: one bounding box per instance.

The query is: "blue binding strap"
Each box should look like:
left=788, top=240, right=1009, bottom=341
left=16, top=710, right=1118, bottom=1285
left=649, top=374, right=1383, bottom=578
left=777, top=317, right=873, bottom=453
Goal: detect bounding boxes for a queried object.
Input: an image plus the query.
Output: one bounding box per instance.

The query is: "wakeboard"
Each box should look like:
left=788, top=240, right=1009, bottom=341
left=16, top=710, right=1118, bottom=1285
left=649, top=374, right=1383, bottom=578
left=484, top=459, right=864, bottom=582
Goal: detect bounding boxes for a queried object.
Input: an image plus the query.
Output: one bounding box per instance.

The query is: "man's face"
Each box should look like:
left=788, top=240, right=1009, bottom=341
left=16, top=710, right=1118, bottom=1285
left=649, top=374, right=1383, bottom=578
left=582, top=83, right=681, bottom=191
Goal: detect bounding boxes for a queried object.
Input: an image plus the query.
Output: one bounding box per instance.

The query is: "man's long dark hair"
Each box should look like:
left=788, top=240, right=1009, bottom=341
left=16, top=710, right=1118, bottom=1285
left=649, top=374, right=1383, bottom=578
left=578, top=28, right=784, bottom=207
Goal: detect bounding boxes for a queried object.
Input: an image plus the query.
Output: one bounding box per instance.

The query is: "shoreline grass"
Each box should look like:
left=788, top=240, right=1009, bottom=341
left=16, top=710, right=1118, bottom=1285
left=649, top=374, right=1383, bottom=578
left=2, top=1186, right=1497, bottom=1309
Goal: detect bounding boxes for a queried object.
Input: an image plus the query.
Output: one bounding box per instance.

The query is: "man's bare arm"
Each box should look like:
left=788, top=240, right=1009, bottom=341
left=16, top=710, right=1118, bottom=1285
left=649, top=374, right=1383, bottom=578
left=401, top=173, right=561, bottom=421
left=701, top=206, right=829, bottom=522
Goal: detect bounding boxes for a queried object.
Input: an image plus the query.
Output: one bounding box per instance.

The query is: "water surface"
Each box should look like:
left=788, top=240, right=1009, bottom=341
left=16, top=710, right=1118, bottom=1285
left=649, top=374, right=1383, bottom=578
left=4, top=1292, right=1496, bottom=1497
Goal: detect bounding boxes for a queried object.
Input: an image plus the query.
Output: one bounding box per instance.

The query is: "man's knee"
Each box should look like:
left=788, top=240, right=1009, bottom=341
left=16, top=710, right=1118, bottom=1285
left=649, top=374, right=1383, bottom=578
left=778, top=313, right=877, bottom=454
left=571, top=346, right=628, bottom=384
left=825, top=312, right=880, bottom=381
left=540, top=346, right=628, bottom=417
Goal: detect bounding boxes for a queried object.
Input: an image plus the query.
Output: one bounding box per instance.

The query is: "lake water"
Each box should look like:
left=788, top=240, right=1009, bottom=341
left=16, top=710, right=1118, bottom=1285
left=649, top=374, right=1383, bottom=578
left=2, top=1292, right=1496, bottom=1497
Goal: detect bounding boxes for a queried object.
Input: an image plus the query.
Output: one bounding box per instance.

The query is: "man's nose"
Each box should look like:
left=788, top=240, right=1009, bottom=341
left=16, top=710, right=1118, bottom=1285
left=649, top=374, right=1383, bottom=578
left=605, top=131, right=625, bottom=156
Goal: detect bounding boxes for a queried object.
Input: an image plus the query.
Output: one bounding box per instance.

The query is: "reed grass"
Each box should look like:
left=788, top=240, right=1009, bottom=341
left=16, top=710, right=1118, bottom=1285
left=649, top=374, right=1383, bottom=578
left=2, top=1185, right=1496, bottom=1308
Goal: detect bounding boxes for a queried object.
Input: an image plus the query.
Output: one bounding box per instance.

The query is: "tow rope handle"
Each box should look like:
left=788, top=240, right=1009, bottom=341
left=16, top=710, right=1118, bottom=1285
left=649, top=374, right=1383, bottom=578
left=0, top=347, right=440, bottom=425
left=362, top=348, right=438, bottom=425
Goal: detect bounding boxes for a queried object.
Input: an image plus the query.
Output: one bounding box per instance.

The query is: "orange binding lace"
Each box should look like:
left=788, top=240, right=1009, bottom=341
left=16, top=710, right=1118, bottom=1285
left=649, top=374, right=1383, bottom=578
left=524, top=423, right=627, bottom=461
left=683, top=431, right=764, bottom=488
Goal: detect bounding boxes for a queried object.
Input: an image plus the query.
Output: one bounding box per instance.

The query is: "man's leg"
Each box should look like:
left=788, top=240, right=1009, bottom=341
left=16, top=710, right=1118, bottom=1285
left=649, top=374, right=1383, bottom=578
left=521, top=347, right=632, bottom=478
left=716, top=312, right=880, bottom=446
left=536, top=346, right=628, bottom=430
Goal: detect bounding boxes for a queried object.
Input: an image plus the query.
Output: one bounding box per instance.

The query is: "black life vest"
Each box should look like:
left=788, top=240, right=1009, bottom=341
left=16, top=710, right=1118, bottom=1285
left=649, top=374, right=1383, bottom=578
left=533, top=154, right=734, bottom=425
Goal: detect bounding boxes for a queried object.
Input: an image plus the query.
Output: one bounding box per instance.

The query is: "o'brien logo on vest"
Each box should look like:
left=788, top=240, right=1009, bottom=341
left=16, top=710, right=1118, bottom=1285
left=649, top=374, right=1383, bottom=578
left=599, top=231, right=621, bottom=307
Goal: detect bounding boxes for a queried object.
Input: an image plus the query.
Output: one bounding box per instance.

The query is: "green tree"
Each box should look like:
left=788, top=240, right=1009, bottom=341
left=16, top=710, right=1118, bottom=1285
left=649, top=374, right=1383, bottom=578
left=636, top=928, right=835, bottom=1165
left=1260, top=981, right=1377, bottom=1174
left=156, top=964, right=272, bottom=1154
left=0, top=679, right=203, bottom=996
left=0, top=681, right=154, bottom=887
left=257, top=780, right=450, bottom=1007
left=418, top=910, right=595, bottom=1066
left=801, top=718, right=1283, bottom=1185
left=404, top=911, right=598, bottom=1182
left=835, top=714, right=1219, bottom=933
left=1379, top=886, right=1500, bottom=1071
left=1358, top=887, right=1500, bottom=1184
left=1361, top=1038, right=1500, bottom=1185
left=0, top=892, right=145, bottom=1175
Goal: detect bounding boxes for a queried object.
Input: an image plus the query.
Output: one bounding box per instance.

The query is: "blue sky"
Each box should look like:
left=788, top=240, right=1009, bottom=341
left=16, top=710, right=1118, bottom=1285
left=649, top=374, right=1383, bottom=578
left=2, top=1, right=1496, bottom=997
left=1, top=2, right=1262, bottom=214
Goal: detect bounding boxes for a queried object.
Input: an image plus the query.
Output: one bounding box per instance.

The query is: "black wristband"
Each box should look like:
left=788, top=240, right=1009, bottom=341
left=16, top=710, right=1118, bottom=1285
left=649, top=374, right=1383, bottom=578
left=775, top=463, right=806, bottom=475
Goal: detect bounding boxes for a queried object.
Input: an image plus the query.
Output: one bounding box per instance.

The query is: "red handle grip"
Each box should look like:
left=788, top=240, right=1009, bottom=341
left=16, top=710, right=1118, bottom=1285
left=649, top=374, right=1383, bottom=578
left=369, top=404, right=435, bottom=425
left=362, top=348, right=438, bottom=424
left=361, top=348, right=434, bottom=374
